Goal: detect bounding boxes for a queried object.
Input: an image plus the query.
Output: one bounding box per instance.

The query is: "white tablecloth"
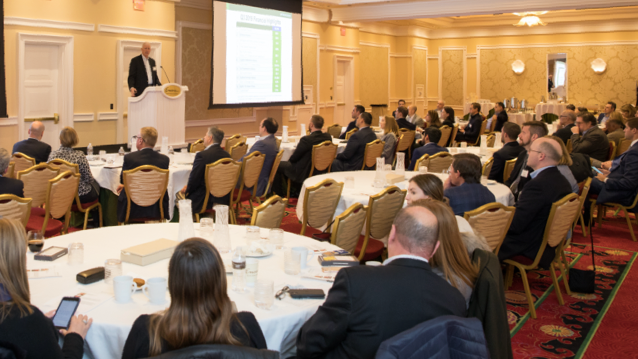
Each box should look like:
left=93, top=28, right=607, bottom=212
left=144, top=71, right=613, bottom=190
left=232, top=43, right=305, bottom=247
left=246, top=137, right=346, bottom=162
left=446, top=146, right=501, bottom=165
left=464, top=102, right=495, bottom=116
left=535, top=103, right=567, bottom=118
left=29, top=223, right=340, bottom=359
left=508, top=113, right=535, bottom=127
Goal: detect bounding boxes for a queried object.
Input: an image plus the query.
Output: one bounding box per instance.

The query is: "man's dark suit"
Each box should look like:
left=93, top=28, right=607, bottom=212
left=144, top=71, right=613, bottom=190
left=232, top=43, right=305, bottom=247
left=241, top=134, right=278, bottom=196
left=488, top=141, right=524, bottom=183
left=591, top=142, right=638, bottom=207
left=408, top=143, right=449, bottom=171
left=396, top=117, right=416, bottom=131
left=127, top=55, right=161, bottom=97
left=185, top=144, right=231, bottom=213
left=282, top=131, right=333, bottom=183
left=455, top=113, right=483, bottom=144
left=117, top=148, right=170, bottom=223
left=570, top=126, right=610, bottom=161
left=12, top=138, right=51, bottom=164
left=498, top=166, right=572, bottom=268
left=493, top=111, right=508, bottom=132
left=569, top=153, right=592, bottom=184
left=0, top=176, right=24, bottom=197
left=444, top=183, right=496, bottom=216
left=552, top=123, right=576, bottom=145
left=339, top=121, right=357, bottom=140
left=296, top=258, right=467, bottom=359
left=504, top=149, right=532, bottom=197
left=331, top=127, right=378, bottom=172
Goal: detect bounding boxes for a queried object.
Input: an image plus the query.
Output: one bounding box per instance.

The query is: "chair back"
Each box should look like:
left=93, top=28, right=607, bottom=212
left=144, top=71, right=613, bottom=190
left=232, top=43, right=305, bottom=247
left=6, top=162, right=15, bottom=179
left=489, top=117, right=498, bottom=132
left=190, top=139, right=205, bottom=153
left=534, top=193, right=581, bottom=265
left=204, top=159, right=241, bottom=206
left=11, top=153, right=36, bottom=175
left=251, top=195, right=288, bottom=229
left=428, top=152, right=454, bottom=173
left=607, top=141, right=616, bottom=161
left=362, top=139, right=385, bottom=170
left=472, top=120, right=487, bottom=145
left=464, top=202, right=515, bottom=254
left=48, top=158, right=79, bottom=174
left=327, top=124, right=342, bottom=138
left=310, top=141, right=338, bottom=176
left=0, top=195, right=32, bottom=227
left=230, top=142, right=248, bottom=161
left=17, top=163, right=60, bottom=207
left=46, top=171, right=80, bottom=220
left=438, top=125, right=452, bottom=147
left=414, top=154, right=429, bottom=171
left=396, top=129, right=415, bottom=151
left=449, top=124, right=459, bottom=147
left=330, top=203, right=368, bottom=254
left=239, top=151, right=265, bottom=191
left=275, top=138, right=282, bottom=150
left=503, top=158, right=517, bottom=182
left=302, top=179, right=344, bottom=235
left=486, top=134, right=496, bottom=147
left=345, top=128, right=358, bottom=140
left=617, top=137, right=631, bottom=156
left=367, top=186, right=406, bottom=240
left=260, top=150, right=284, bottom=198
left=225, top=134, right=245, bottom=151
left=482, top=157, right=494, bottom=176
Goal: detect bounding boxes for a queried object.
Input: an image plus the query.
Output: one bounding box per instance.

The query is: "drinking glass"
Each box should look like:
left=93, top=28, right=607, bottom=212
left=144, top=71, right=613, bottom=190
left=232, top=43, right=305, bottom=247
left=269, top=228, right=284, bottom=249
left=68, top=243, right=84, bottom=265
left=199, top=218, right=214, bottom=240
left=254, top=279, right=274, bottom=310
left=214, top=205, right=231, bottom=253
left=99, top=150, right=107, bottom=161
left=27, top=231, right=44, bottom=253
left=345, top=176, right=355, bottom=189
left=460, top=142, right=468, bottom=148
left=104, top=259, right=123, bottom=284
left=418, top=165, right=428, bottom=174
left=246, top=226, right=260, bottom=246
left=284, top=250, right=301, bottom=275
left=481, top=175, right=488, bottom=185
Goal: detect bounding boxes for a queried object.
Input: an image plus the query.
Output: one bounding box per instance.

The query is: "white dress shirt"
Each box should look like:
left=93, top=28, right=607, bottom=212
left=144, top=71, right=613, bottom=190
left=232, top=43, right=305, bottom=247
left=383, top=254, right=429, bottom=266
left=142, top=55, right=153, bottom=85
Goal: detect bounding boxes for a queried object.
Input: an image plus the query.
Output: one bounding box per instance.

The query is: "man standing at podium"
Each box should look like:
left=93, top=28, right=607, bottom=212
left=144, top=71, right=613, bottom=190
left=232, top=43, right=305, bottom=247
left=128, top=42, right=161, bottom=97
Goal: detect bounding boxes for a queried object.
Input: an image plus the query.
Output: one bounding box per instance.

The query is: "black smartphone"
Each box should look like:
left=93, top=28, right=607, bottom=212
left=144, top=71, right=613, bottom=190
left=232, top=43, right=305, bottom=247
left=52, top=297, right=81, bottom=330
left=288, top=289, right=326, bottom=299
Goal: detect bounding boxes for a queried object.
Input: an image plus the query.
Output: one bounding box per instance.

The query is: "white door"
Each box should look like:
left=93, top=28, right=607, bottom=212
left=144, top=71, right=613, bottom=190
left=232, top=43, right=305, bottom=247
left=23, top=44, right=62, bottom=147
left=334, top=61, right=346, bottom=126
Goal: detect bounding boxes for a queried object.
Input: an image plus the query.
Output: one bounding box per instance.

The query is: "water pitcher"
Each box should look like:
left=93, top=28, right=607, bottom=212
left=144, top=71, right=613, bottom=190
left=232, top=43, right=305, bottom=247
left=178, top=199, right=195, bottom=241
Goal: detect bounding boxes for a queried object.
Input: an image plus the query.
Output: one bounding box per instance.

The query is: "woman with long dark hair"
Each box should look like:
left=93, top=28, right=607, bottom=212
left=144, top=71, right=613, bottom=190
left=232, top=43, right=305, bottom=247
left=441, top=107, right=456, bottom=128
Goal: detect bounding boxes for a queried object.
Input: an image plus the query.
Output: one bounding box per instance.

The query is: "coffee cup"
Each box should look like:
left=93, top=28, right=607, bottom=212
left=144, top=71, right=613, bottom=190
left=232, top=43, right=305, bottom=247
left=143, top=277, right=167, bottom=304
left=28, top=240, right=44, bottom=253
left=291, top=247, right=314, bottom=270
left=113, top=275, right=137, bottom=303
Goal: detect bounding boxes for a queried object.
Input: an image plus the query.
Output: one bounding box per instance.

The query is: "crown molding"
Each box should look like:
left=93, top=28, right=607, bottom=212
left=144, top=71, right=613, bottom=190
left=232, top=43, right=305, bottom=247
left=185, top=117, right=256, bottom=127
left=5, top=17, right=95, bottom=32
left=98, top=25, right=177, bottom=39
left=359, top=41, right=390, bottom=48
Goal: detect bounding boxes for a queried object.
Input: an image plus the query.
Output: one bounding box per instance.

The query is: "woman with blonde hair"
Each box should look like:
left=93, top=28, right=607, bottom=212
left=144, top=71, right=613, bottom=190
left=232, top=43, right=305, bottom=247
left=0, top=218, right=92, bottom=358
left=620, top=104, right=636, bottom=121
left=122, top=237, right=266, bottom=358
left=426, top=110, right=442, bottom=128
left=380, top=116, right=399, bottom=164
left=547, top=135, right=579, bottom=193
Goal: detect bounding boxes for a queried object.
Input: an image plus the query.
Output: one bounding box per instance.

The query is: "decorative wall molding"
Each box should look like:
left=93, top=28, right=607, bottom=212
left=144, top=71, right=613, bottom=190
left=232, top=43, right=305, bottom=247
left=0, top=117, right=18, bottom=127
left=176, top=21, right=212, bottom=84
left=390, top=54, right=412, bottom=58
left=438, top=46, right=467, bottom=107
left=467, top=53, right=477, bottom=59
left=5, top=17, right=95, bottom=32
left=98, top=25, right=177, bottom=39
left=302, top=32, right=321, bottom=107
left=411, top=45, right=428, bottom=106
left=185, top=117, right=255, bottom=127
left=427, top=55, right=439, bottom=60
left=320, top=45, right=360, bottom=53
left=73, top=113, right=94, bottom=122
left=98, top=112, right=118, bottom=121
left=359, top=41, right=390, bottom=48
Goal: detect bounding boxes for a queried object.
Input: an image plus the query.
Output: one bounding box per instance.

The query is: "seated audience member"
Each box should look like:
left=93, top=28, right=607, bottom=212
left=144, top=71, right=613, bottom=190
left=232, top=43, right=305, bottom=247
left=491, top=102, right=508, bottom=132
left=620, top=104, right=636, bottom=122
left=339, top=105, right=364, bottom=140
left=0, top=218, right=93, bottom=359
left=455, top=103, right=483, bottom=144
left=444, top=154, right=495, bottom=216
left=597, top=101, right=616, bottom=127
left=577, top=107, right=589, bottom=113
left=570, top=112, right=610, bottom=161
left=273, top=115, right=332, bottom=197
left=441, top=106, right=455, bottom=129
left=505, top=121, right=548, bottom=199
left=606, top=118, right=625, bottom=147
left=12, top=121, right=51, bottom=164
left=379, top=116, right=399, bottom=164
left=498, top=137, right=573, bottom=267
left=489, top=122, right=524, bottom=183
left=122, top=238, right=266, bottom=358
left=408, top=127, right=448, bottom=171
left=116, top=127, right=169, bottom=223
left=395, top=106, right=416, bottom=131
left=407, top=105, right=423, bottom=128
left=240, top=117, right=278, bottom=196
left=392, top=99, right=406, bottom=119
left=181, top=127, right=231, bottom=213
left=585, top=118, right=638, bottom=223
left=0, top=148, right=23, bottom=196
left=552, top=110, right=576, bottom=145
left=331, top=112, right=378, bottom=172
left=296, top=204, right=467, bottom=359
left=48, top=127, right=99, bottom=203
left=549, top=136, right=579, bottom=193
left=565, top=104, right=576, bottom=111
left=425, top=110, right=442, bottom=129
left=436, top=100, right=445, bottom=118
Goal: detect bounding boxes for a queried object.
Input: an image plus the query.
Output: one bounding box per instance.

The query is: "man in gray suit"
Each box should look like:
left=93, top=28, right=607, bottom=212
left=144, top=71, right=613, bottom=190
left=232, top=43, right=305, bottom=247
left=571, top=112, right=610, bottom=161
left=407, top=105, right=424, bottom=129
left=241, top=117, right=279, bottom=197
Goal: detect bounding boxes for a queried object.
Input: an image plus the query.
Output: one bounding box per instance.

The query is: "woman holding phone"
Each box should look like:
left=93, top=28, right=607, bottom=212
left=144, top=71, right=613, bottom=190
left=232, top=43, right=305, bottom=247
left=0, top=218, right=92, bottom=359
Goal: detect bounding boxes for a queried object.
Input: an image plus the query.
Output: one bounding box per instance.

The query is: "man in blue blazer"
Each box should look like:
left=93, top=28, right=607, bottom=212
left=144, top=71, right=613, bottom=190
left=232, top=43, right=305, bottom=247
left=332, top=112, right=378, bottom=172
left=443, top=154, right=495, bottom=216
left=12, top=121, right=51, bottom=164
left=455, top=103, right=483, bottom=144
left=408, top=127, right=448, bottom=171
left=241, top=117, right=279, bottom=197
left=597, top=101, right=616, bottom=127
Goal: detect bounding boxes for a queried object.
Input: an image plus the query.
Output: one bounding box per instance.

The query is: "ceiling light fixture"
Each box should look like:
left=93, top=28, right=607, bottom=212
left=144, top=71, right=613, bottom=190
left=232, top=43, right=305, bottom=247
left=513, top=11, right=548, bottom=27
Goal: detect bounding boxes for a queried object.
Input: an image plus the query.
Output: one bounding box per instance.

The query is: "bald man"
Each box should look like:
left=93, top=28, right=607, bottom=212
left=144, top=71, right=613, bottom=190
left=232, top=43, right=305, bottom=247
left=498, top=137, right=573, bottom=268
left=12, top=121, right=51, bottom=164
left=436, top=100, right=445, bottom=118
left=128, top=42, right=161, bottom=97
left=406, top=105, right=424, bottom=128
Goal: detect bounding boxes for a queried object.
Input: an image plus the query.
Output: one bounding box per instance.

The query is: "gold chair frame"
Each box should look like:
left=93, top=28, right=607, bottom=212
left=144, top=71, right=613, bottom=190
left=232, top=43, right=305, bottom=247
left=437, top=125, right=452, bottom=147
left=566, top=139, right=573, bottom=154
left=190, top=139, right=206, bottom=153
left=275, top=138, right=282, bottom=151
left=250, top=195, right=288, bottom=229
left=6, top=162, right=15, bottom=179
left=590, top=190, right=638, bottom=242
left=360, top=186, right=407, bottom=261
left=257, top=149, right=284, bottom=204
left=427, top=152, right=454, bottom=173
left=225, top=134, right=246, bottom=151
left=41, top=171, right=81, bottom=236
left=286, top=141, right=337, bottom=200
left=330, top=203, right=368, bottom=254
left=395, top=129, right=415, bottom=167
left=300, top=178, right=344, bottom=236
left=503, top=158, right=517, bottom=183
left=464, top=202, right=515, bottom=254
left=230, top=141, right=248, bottom=162
left=231, top=151, right=265, bottom=221
left=121, top=165, right=170, bottom=224
left=361, top=139, right=385, bottom=170
left=482, top=157, right=494, bottom=177
left=0, top=194, right=32, bottom=227
left=17, top=163, right=61, bottom=207
left=11, top=152, right=36, bottom=176
left=486, top=134, right=496, bottom=148
left=449, top=123, right=459, bottom=147
left=345, top=128, right=358, bottom=140
left=616, top=138, right=631, bottom=156
left=327, top=124, right=342, bottom=138
left=198, top=158, right=241, bottom=223
left=607, top=141, right=616, bottom=161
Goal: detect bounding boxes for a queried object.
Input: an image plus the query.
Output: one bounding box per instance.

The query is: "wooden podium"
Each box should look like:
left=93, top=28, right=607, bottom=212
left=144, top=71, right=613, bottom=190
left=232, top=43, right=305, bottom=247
left=128, top=83, right=189, bottom=147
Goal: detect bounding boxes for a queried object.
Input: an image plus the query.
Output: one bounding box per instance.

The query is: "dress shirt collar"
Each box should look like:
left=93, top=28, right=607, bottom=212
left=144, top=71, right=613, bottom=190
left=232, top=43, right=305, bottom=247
left=141, top=147, right=153, bottom=151
left=631, top=139, right=638, bottom=148
left=205, top=143, right=219, bottom=150
left=384, top=254, right=429, bottom=266
left=529, top=165, right=555, bottom=179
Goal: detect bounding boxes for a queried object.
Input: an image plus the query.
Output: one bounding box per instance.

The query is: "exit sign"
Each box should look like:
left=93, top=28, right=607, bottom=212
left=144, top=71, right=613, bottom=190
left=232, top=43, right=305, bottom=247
left=340, top=28, right=346, bottom=36
left=133, top=0, right=145, bottom=11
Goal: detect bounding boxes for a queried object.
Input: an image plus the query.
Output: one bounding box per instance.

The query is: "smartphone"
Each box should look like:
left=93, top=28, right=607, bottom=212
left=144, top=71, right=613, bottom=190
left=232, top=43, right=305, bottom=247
left=592, top=166, right=603, bottom=174
left=288, top=289, right=326, bottom=299
left=52, top=297, right=81, bottom=329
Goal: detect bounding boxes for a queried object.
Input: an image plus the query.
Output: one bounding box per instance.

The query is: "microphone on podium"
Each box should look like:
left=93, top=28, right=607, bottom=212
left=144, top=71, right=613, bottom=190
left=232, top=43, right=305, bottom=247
left=160, top=66, right=171, bottom=84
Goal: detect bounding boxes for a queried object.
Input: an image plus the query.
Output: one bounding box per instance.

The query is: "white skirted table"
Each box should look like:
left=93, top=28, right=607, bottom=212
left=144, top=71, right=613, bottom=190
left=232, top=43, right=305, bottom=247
left=508, top=113, right=536, bottom=127
left=535, top=103, right=567, bottom=118
left=464, top=102, right=495, bottom=116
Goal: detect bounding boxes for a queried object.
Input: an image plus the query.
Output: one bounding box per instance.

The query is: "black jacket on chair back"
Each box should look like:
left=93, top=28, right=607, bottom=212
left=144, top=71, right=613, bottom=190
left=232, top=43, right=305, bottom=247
left=185, top=144, right=231, bottom=213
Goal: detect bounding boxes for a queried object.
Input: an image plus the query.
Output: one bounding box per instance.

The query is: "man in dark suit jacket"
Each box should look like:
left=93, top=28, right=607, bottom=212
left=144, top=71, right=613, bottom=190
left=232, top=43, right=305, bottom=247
left=241, top=117, right=279, bottom=197
left=0, top=148, right=24, bottom=197
left=408, top=127, right=448, bottom=171
left=128, top=42, right=161, bottom=97
left=297, top=202, right=467, bottom=359
left=332, top=112, right=378, bottom=172
left=491, top=102, right=508, bottom=132
left=552, top=110, right=577, bottom=145
left=274, top=115, right=332, bottom=197
left=596, top=101, right=616, bottom=128
left=570, top=112, right=609, bottom=161
left=339, top=105, right=364, bottom=139
left=12, top=121, right=51, bottom=164
left=444, top=154, right=495, bottom=216
left=181, top=127, right=231, bottom=213
left=455, top=103, right=483, bottom=144
left=395, top=106, right=416, bottom=131
left=116, top=127, right=170, bottom=223
left=499, top=137, right=573, bottom=268
left=505, top=121, right=548, bottom=199
left=392, top=99, right=406, bottom=119
left=489, top=122, right=524, bottom=183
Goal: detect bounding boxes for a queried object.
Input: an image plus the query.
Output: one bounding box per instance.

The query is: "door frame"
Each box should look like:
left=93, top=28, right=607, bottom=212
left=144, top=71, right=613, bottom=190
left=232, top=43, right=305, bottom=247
left=333, top=55, right=354, bottom=126
left=18, top=33, right=74, bottom=141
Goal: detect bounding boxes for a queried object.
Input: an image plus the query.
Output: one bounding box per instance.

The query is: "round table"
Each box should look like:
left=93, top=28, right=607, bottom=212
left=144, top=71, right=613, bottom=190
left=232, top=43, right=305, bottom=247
left=535, top=102, right=567, bottom=118
left=246, top=137, right=346, bottom=162
left=508, top=112, right=535, bottom=127
left=464, top=102, right=495, bottom=116
left=29, top=224, right=339, bottom=359
left=446, top=146, right=499, bottom=165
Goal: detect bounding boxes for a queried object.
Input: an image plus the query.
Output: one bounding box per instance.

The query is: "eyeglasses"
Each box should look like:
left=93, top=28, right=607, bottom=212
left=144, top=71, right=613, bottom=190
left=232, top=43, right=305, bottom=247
left=132, top=135, right=145, bottom=143
left=529, top=149, right=543, bottom=155
left=275, top=285, right=290, bottom=300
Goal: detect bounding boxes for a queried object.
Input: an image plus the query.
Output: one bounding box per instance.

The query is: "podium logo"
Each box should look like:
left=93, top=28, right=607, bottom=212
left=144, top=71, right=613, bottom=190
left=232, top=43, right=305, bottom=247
left=164, top=85, right=182, bottom=97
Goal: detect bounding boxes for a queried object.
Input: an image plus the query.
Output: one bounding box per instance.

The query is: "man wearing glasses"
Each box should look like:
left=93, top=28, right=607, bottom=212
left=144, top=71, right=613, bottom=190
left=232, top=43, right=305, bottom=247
left=570, top=112, right=609, bottom=161
left=552, top=110, right=576, bottom=145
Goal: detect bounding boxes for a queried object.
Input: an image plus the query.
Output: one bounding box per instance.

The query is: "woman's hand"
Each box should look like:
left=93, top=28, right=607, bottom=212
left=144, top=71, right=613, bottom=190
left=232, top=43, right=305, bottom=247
left=60, top=314, right=92, bottom=339
left=44, top=310, right=56, bottom=319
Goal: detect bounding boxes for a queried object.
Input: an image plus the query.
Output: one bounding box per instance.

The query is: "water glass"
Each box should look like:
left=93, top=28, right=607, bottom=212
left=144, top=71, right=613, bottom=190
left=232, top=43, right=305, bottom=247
left=246, top=226, right=260, bottom=245
left=68, top=243, right=84, bottom=265
left=418, top=165, right=428, bottom=174
left=106, top=154, right=116, bottom=165
left=284, top=250, right=301, bottom=275
left=345, top=176, right=355, bottom=189
left=246, top=258, right=259, bottom=286
left=199, top=218, right=214, bottom=240
left=99, top=150, right=107, bottom=161
left=269, top=228, right=284, bottom=249
left=481, top=175, right=488, bottom=185
left=254, top=279, right=274, bottom=310
left=104, top=259, right=122, bottom=284
left=460, top=142, right=468, bottom=148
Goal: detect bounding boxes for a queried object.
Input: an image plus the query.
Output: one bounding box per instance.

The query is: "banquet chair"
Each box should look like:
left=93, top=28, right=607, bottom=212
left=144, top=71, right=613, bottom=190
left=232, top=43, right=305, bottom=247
left=488, top=117, right=498, bottom=132
left=230, top=141, right=248, bottom=162
left=357, top=186, right=407, bottom=262
left=470, top=120, right=488, bottom=146
left=448, top=124, right=459, bottom=147
left=361, top=139, right=385, bottom=170
left=414, top=154, right=430, bottom=171
left=198, top=159, right=241, bottom=223
left=616, top=138, right=631, bottom=156
left=300, top=178, right=344, bottom=236
left=482, top=157, right=494, bottom=177
left=574, top=178, right=592, bottom=237
left=345, top=128, right=358, bottom=140
left=6, top=162, right=15, bottom=179
left=438, top=125, right=452, bottom=147
left=606, top=141, right=616, bottom=161
left=590, top=189, right=638, bottom=242
left=566, top=139, right=573, bottom=154
left=11, top=152, right=36, bottom=176
left=394, top=129, right=415, bottom=167
left=275, top=138, right=282, bottom=151
left=256, top=150, right=284, bottom=204
left=250, top=195, right=288, bottom=229
left=427, top=152, right=454, bottom=173
left=503, top=158, right=517, bottom=183
left=121, top=165, right=170, bottom=224
left=231, top=151, right=265, bottom=221
left=189, top=139, right=205, bottom=153
left=327, top=124, right=342, bottom=138
left=504, top=193, right=580, bottom=319
left=225, top=134, right=246, bottom=151
left=329, top=203, right=368, bottom=254
left=17, top=163, right=60, bottom=208
left=0, top=194, right=32, bottom=227
left=26, top=171, right=80, bottom=237
left=464, top=202, right=515, bottom=254
left=486, top=134, right=496, bottom=147
left=286, top=141, right=337, bottom=200
left=49, top=158, right=103, bottom=230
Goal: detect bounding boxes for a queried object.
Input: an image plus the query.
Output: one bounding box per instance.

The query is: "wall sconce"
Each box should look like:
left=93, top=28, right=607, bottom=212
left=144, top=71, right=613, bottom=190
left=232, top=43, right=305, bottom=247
left=591, top=58, right=607, bottom=73
left=512, top=60, right=525, bottom=74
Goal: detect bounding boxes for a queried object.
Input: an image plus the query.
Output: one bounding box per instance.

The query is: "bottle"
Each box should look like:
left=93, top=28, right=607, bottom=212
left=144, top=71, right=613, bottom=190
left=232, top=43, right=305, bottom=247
left=87, top=143, right=93, bottom=158
left=168, top=145, right=174, bottom=155
left=118, top=146, right=125, bottom=156
left=232, top=246, right=246, bottom=293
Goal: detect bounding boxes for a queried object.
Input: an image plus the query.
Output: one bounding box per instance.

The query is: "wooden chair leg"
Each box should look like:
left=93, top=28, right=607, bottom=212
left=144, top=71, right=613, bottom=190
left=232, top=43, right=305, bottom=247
left=82, top=211, right=90, bottom=230
left=195, top=213, right=200, bottom=223
left=97, top=204, right=103, bottom=228
left=559, top=251, right=571, bottom=295
left=517, top=266, right=536, bottom=319
left=505, top=264, right=515, bottom=289
left=624, top=208, right=637, bottom=242
left=579, top=213, right=588, bottom=237
left=549, top=263, right=565, bottom=305
left=286, top=178, right=291, bottom=201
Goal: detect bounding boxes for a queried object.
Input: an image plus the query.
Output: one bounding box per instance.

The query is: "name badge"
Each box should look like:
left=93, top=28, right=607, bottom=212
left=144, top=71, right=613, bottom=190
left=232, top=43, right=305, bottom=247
left=152, top=66, right=157, bottom=71
left=521, top=169, right=529, bottom=178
